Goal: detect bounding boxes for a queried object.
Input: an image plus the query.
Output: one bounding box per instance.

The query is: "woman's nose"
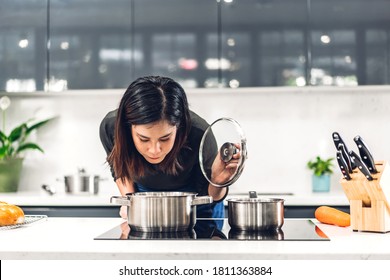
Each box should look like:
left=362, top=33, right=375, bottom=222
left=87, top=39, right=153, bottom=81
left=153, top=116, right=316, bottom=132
left=149, top=142, right=161, bottom=154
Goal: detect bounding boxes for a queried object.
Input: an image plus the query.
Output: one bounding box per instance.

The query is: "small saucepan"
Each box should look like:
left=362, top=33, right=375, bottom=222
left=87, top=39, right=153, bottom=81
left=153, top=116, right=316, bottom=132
left=61, top=168, right=105, bottom=195
left=227, top=191, right=285, bottom=231
left=64, top=174, right=100, bottom=195
left=111, top=192, right=213, bottom=232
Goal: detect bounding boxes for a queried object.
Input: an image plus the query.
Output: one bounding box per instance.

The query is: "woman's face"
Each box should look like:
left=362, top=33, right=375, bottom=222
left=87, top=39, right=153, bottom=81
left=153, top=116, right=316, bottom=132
left=131, top=120, right=177, bottom=164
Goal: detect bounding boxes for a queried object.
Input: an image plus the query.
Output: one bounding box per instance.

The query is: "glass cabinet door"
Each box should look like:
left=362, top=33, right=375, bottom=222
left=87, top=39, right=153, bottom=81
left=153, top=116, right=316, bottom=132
left=365, top=29, right=390, bottom=85
left=133, top=0, right=218, bottom=88
left=0, top=0, right=47, bottom=92
left=221, top=0, right=307, bottom=87
left=50, top=0, right=133, bottom=90
left=310, top=0, right=390, bottom=86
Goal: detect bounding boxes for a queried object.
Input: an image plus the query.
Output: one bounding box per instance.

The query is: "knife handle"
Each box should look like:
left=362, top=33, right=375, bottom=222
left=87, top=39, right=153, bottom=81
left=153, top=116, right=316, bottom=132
left=337, top=143, right=353, bottom=173
left=332, top=132, right=347, bottom=150
left=332, top=132, right=357, bottom=170
left=349, top=150, right=374, bottom=181
left=354, top=135, right=378, bottom=174
left=336, top=150, right=351, bottom=180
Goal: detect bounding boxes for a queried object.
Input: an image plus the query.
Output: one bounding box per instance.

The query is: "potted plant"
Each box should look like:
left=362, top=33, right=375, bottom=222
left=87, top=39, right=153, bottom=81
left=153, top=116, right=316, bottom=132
left=307, top=156, right=334, bottom=192
left=0, top=96, right=53, bottom=192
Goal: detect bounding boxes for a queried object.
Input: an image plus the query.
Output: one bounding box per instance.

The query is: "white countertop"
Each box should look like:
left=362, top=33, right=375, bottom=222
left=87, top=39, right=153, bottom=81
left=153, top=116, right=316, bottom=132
left=0, top=190, right=349, bottom=206
left=0, top=217, right=389, bottom=260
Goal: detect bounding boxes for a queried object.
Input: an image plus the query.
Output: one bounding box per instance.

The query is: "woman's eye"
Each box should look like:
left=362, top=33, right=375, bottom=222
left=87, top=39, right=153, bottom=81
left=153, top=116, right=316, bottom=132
left=160, top=138, right=170, bottom=142
left=139, top=138, right=149, bottom=143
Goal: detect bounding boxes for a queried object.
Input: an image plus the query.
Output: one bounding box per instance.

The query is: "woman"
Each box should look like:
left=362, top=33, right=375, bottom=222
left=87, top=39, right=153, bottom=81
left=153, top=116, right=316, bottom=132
left=99, top=76, right=239, bottom=219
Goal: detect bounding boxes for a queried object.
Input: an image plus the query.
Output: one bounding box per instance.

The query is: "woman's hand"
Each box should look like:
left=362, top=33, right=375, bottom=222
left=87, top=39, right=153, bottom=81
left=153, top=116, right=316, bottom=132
left=115, top=178, right=134, bottom=219
left=211, top=143, right=241, bottom=185
left=119, top=205, right=128, bottom=219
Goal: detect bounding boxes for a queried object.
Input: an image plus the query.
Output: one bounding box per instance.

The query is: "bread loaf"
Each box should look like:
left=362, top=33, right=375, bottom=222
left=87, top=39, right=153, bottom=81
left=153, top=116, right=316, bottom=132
left=0, top=201, right=25, bottom=226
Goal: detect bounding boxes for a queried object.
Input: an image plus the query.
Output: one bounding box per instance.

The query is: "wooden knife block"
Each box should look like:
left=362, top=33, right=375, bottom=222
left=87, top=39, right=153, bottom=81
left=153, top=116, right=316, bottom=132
left=340, top=161, right=390, bottom=233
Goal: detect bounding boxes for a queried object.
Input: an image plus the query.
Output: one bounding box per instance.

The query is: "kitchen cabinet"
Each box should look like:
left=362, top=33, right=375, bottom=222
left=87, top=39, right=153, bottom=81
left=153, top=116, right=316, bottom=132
left=21, top=205, right=120, bottom=217
left=2, top=0, right=390, bottom=91
left=1, top=191, right=350, bottom=218
left=20, top=205, right=350, bottom=218
left=283, top=205, right=349, bottom=218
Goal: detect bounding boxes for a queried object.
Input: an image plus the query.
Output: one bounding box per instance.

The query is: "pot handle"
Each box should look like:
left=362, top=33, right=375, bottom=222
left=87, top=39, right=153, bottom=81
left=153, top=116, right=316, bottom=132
left=110, top=196, right=131, bottom=206
left=191, top=196, right=213, bottom=206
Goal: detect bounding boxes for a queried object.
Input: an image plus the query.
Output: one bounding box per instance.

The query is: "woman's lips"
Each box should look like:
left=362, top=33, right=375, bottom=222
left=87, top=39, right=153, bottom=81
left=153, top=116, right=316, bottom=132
left=148, top=156, right=160, bottom=160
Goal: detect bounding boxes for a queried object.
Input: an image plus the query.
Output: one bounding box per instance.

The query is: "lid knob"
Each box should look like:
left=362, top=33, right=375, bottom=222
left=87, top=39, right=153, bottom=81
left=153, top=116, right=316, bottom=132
left=220, top=142, right=238, bottom=163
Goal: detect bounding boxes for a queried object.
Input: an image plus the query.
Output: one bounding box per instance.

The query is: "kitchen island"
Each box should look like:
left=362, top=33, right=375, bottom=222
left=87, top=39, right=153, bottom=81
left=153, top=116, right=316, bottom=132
left=0, top=217, right=389, bottom=260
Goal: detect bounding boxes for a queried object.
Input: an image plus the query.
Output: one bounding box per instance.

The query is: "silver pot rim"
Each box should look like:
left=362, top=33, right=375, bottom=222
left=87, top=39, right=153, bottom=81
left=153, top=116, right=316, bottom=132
left=227, top=198, right=285, bottom=203
left=129, top=191, right=198, bottom=197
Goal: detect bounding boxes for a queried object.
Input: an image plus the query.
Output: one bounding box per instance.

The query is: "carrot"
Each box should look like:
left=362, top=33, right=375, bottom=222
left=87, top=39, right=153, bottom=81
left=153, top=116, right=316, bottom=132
left=315, top=206, right=350, bottom=227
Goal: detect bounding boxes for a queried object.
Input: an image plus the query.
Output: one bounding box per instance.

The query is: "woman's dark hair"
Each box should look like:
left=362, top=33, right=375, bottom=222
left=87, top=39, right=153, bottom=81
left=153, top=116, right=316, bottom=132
left=108, top=76, right=191, bottom=182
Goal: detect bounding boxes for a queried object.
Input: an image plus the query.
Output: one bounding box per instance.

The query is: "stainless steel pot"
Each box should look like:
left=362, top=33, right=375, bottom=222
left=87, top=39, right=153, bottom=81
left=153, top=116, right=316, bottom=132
left=111, top=192, right=213, bottom=232
left=63, top=168, right=103, bottom=195
left=227, top=197, right=284, bottom=231
left=64, top=174, right=100, bottom=195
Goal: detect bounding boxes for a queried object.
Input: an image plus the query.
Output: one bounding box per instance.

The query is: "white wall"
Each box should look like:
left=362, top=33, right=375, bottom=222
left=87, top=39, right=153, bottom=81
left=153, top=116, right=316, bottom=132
left=3, top=86, right=390, bottom=195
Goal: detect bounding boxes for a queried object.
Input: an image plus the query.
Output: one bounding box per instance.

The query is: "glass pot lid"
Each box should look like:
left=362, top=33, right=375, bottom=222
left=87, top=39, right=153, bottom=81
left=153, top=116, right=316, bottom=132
left=199, top=117, right=247, bottom=188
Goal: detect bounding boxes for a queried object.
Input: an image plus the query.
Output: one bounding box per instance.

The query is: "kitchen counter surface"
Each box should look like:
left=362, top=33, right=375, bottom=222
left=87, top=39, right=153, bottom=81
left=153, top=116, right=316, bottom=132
left=0, top=217, right=389, bottom=260
left=0, top=190, right=349, bottom=206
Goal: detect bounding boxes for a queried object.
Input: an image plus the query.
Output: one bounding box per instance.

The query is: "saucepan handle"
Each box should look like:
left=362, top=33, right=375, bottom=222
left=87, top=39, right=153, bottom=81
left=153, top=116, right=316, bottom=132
left=191, top=196, right=213, bottom=206
left=110, top=196, right=131, bottom=206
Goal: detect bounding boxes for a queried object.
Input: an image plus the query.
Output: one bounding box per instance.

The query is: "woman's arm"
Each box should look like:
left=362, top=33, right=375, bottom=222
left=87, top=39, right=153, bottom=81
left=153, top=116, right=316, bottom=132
left=115, top=178, right=136, bottom=218
left=208, top=147, right=241, bottom=201
left=208, top=183, right=228, bottom=202
left=115, top=177, right=136, bottom=195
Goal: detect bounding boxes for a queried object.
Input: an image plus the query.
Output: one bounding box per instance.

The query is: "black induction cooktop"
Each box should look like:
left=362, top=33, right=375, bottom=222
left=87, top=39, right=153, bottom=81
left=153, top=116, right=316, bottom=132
left=94, top=219, right=329, bottom=241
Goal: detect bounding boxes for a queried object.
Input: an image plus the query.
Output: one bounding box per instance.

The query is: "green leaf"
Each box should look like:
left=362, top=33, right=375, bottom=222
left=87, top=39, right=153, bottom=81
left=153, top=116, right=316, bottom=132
left=16, top=142, right=44, bottom=154
left=0, top=114, right=54, bottom=158
left=26, top=118, right=54, bottom=135
left=8, top=144, right=15, bottom=155
left=0, top=145, right=7, bottom=158
left=0, top=130, right=6, bottom=144
left=8, top=123, right=28, bottom=143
